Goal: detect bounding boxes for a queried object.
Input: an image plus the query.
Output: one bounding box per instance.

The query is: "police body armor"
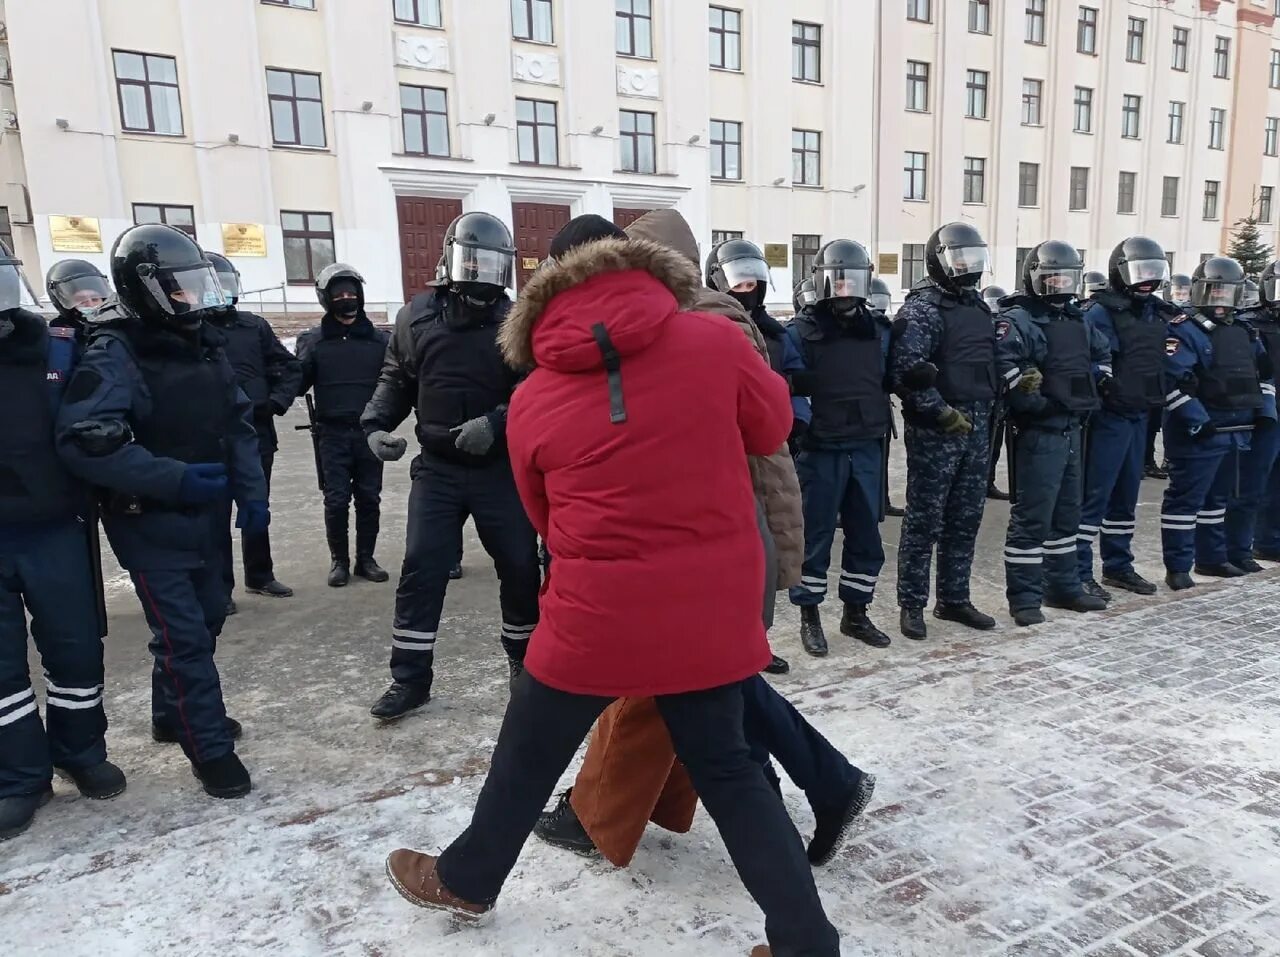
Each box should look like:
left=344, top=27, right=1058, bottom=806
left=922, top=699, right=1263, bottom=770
left=311, top=326, right=387, bottom=426
left=1255, top=318, right=1280, bottom=382
left=1106, top=306, right=1166, bottom=413
left=931, top=292, right=997, bottom=404
left=1199, top=322, right=1263, bottom=411
left=214, top=310, right=271, bottom=413
left=794, top=312, right=889, bottom=443
left=1040, top=316, right=1099, bottom=414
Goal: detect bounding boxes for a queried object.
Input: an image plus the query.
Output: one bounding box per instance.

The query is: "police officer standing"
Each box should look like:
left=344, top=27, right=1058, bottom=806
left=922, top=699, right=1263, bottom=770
left=890, top=223, right=998, bottom=640
left=296, top=264, right=391, bottom=587
left=1083, top=272, right=1108, bottom=302
left=362, top=212, right=540, bottom=721
left=1, top=246, right=124, bottom=840
left=997, top=242, right=1111, bottom=626
left=56, top=224, right=267, bottom=799
left=785, top=240, right=892, bottom=654
left=1076, top=238, right=1178, bottom=600
left=1161, top=257, right=1276, bottom=589
left=870, top=278, right=906, bottom=517
left=206, top=253, right=301, bottom=610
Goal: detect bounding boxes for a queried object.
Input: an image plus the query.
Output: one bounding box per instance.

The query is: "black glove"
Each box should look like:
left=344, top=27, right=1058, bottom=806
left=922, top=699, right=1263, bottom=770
left=900, top=361, right=938, bottom=391
left=1097, top=375, right=1115, bottom=399
left=1193, top=422, right=1218, bottom=443
left=788, top=419, right=809, bottom=455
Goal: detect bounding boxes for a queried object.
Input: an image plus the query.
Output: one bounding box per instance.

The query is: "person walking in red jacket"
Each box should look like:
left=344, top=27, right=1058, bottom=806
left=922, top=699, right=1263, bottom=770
left=384, top=221, right=840, bottom=956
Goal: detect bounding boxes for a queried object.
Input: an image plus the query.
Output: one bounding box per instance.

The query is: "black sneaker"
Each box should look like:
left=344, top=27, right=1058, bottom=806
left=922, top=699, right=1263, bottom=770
left=0, top=789, right=53, bottom=841
left=900, top=607, right=927, bottom=640
left=1102, top=569, right=1158, bottom=596
left=986, top=484, right=1011, bottom=501
left=1232, top=557, right=1264, bottom=574
left=799, top=605, right=828, bottom=657
left=224, top=598, right=238, bottom=617
left=764, top=654, right=790, bottom=675
left=1045, top=592, right=1108, bottom=613
left=1012, top=607, right=1045, bottom=627
left=449, top=563, right=464, bottom=581
left=55, top=760, right=126, bottom=800
left=247, top=580, right=294, bottom=598
left=192, top=752, right=252, bottom=799
left=1194, top=563, right=1246, bottom=579
left=1166, top=571, right=1196, bottom=591
left=534, top=789, right=599, bottom=857
left=153, top=717, right=243, bottom=744
left=328, top=561, right=350, bottom=587
left=1081, top=579, right=1114, bottom=602
left=932, top=602, right=996, bottom=631
left=354, top=556, right=390, bottom=583
left=808, top=772, right=877, bottom=866
left=840, top=605, right=891, bottom=649
left=370, top=682, right=431, bottom=721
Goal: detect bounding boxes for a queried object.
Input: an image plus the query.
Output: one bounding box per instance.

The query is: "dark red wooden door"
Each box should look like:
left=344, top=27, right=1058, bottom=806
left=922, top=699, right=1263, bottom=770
left=396, top=196, right=462, bottom=302
left=612, top=207, right=652, bottom=230
left=512, top=202, right=571, bottom=288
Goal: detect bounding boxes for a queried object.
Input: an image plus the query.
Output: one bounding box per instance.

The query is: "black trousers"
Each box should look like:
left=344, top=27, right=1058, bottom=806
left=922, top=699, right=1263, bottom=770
left=220, top=449, right=275, bottom=592
left=436, top=674, right=840, bottom=957
left=318, top=426, right=384, bottom=561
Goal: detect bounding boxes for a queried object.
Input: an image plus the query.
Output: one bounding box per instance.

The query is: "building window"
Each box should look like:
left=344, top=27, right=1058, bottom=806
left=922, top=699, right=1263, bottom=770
left=710, top=120, right=742, bottom=180
left=281, top=211, right=335, bottom=284
left=712, top=230, right=744, bottom=246
left=792, top=129, right=821, bottom=186
left=1121, top=95, right=1141, bottom=140
left=904, top=151, right=928, bottom=201
left=1015, top=247, right=1033, bottom=279
left=963, top=157, right=986, bottom=204
left=906, top=60, right=930, bottom=112
left=1172, top=27, right=1189, bottom=72
left=1162, top=176, right=1179, bottom=217
left=616, top=0, right=652, bottom=58
left=901, top=243, right=926, bottom=289
left=266, top=68, right=326, bottom=148
left=907, top=0, right=931, bottom=23
left=112, top=51, right=183, bottom=135
left=1214, top=36, right=1231, bottom=79
left=1168, top=101, right=1185, bottom=145
left=1069, top=167, right=1090, bottom=211
left=965, top=70, right=989, bottom=120
left=1077, top=7, right=1097, bottom=54
left=394, top=0, right=443, bottom=27
left=1267, top=117, right=1279, bottom=157
left=1203, top=180, right=1220, bottom=220
left=516, top=98, right=558, bottom=165
left=1262, top=187, right=1275, bottom=225
left=512, top=0, right=553, bottom=42
left=263, top=0, right=316, bottom=8
left=1209, top=108, right=1226, bottom=150
left=619, top=109, right=656, bottom=173
left=1126, top=17, right=1145, bottom=63
left=1117, top=171, right=1137, bottom=215
left=133, top=203, right=196, bottom=238
left=792, top=234, right=821, bottom=288
left=709, top=7, right=741, bottom=71
left=1025, top=0, right=1045, bottom=45
left=400, top=85, right=449, bottom=156
left=792, top=22, right=821, bottom=83
left=1074, top=86, right=1093, bottom=133
left=0, top=207, right=11, bottom=252
left=969, top=0, right=991, bottom=34
left=1021, top=79, right=1043, bottom=126
left=1018, top=162, right=1040, bottom=207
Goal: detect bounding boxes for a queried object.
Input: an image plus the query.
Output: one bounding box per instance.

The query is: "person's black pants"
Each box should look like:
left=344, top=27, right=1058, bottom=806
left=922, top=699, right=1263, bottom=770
left=436, top=673, right=840, bottom=957
left=220, top=449, right=276, bottom=592
left=318, top=426, right=385, bottom=562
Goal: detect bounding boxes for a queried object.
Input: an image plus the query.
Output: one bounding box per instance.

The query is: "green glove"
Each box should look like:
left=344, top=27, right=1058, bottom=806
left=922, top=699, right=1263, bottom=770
left=937, top=407, right=974, bottom=435
left=1016, top=368, right=1044, bottom=394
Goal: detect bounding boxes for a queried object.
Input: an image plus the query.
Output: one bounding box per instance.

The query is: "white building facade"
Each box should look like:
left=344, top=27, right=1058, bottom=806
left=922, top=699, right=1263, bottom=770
left=1, top=0, right=1278, bottom=315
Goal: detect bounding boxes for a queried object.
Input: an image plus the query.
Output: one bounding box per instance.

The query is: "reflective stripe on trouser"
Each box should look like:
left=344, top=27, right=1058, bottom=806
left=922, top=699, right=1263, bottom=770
left=0, top=518, right=108, bottom=797
left=1005, top=425, right=1085, bottom=611
left=788, top=441, right=885, bottom=608
left=1077, top=410, right=1146, bottom=581
left=897, top=404, right=993, bottom=609
left=1161, top=446, right=1235, bottom=573
left=1226, top=420, right=1280, bottom=561
left=389, top=455, right=540, bottom=688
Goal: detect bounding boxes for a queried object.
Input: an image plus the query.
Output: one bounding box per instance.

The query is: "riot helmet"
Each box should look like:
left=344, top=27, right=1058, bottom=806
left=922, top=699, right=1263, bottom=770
left=925, top=223, right=989, bottom=291
left=315, top=262, right=366, bottom=320
left=1191, top=256, right=1245, bottom=318
left=0, top=240, right=40, bottom=314
left=981, top=285, right=1007, bottom=310
left=437, top=212, right=515, bottom=307
left=706, top=239, right=770, bottom=313
left=1022, top=240, right=1083, bottom=306
left=205, top=252, right=243, bottom=312
left=811, top=239, right=872, bottom=304
left=793, top=277, right=817, bottom=313
left=109, top=224, right=225, bottom=330
left=869, top=277, right=893, bottom=317
left=1166, top=273, right=1192, bottom=305
left=1261, top=260, right=1280, bottom=307
left=1242, top=279, right=1261, bottom=309
left=1108, top=237, right=1169, bottom=296
left=45, top=259, right=111, bottom=322
left=1082, top=271, right=1107, bottom=298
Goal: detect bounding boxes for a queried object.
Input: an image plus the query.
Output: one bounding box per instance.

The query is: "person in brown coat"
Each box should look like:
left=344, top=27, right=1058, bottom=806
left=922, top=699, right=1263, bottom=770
left=533, top=209, right=875, bottom=868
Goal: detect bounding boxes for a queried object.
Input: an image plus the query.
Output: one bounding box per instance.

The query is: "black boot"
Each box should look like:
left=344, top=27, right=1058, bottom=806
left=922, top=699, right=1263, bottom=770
left=1194, top=563, right=1246, bottom=578
left=1012, top=607, right=1045, bottom=627
left=799, top=605, right=828, bottom=657
left=900, top=607, right=927, bottom=640
left=154, top=717, right=242, bottom=744
left=1253, top=547, right=1280, bottom=561
left=534, top=789, right=599, bottom=856
left=55, top=761, right=127, bottom=800
left=1101, top=569, right=1155, bottom=595
left=1144, top=460, right=1169, bottom=480
left=932, top=602, right=996, bottom=630
left=1045, top=592, right=1108, bottom=613
left=1081, top=579, right=1114, bottom=602
left=0, top=789, right=52, bottom=841
left=885, top=502, right=905, bottom=517
left=986, top=483, right=1010, bottom=501
left=354, top=556, right=389, bottom=583
left=449, top=562, right=464, bottom=580
left=192, top=753, right=252, bottom=799
left=370, top=681, right=431, bottom=721
left=328, top=560, right=350, bottom=588
left=840, top=604, right=891, bottom=648
left=808, top=772, right=876, bottom=866
left=764, top=654, right=790, bottom=675
left=246, top=579, right=294, bottom=598
left=1233, top=557, right=1264, bottom=574
left=224, top=598, right=238, bottom=617
left=508, top=656, right=525, bottom=692
left=1166, top=571, right=1196, bottom=591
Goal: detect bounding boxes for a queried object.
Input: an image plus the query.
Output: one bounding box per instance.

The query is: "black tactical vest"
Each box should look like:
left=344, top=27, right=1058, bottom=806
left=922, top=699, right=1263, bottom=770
left=1199, top=322, right=1263, bottom=411
left=1106, top=308, right=1166, bottom=413
left=212, top=311, right=270, bottom=411
left=1255, top=320, right=1280, bottom=379
left=1040, top=316, right=1099, bottom=413
left=936, top=300, right=997, bottom=404
left=763, top=334, right=785, bottom=375
left=312, top=329, right=387, bottom=425
left=796, top=315, right=890, bottom=443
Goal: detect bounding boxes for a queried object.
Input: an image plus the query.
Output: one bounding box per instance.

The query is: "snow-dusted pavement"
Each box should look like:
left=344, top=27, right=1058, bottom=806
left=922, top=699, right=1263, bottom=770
left=4, top=410, right=1279, bottom=956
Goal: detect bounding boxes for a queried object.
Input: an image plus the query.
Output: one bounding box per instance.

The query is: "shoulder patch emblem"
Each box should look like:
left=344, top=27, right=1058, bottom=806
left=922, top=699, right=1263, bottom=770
left=995, top=319, right=1011, bottom=341
left=1170, top=313, right=1187, bottom=324
left=1165, top=337, right=1180, bottom=356
left=49, top=326, right=77, bottom=339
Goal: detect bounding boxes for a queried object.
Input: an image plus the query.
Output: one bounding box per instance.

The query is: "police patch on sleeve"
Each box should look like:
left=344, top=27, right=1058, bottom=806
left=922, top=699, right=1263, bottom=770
left=1165, top=337, right=1180, bottom=356
left=995, top=319, right=1011, bottom=341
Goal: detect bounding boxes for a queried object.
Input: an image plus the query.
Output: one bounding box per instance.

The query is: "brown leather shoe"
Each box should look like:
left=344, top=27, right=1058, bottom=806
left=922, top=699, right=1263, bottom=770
left=750, top=947, right=771, bottom=957
left=385, top=850, right=491, bottom=922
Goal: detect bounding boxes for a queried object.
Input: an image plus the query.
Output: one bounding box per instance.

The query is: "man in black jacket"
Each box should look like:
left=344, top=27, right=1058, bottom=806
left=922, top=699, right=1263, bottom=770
left=361, top=212, right=540, bottom=721
left=296, top=264, right=391, bottom=587
left=206, top=253, right=301, bottom=610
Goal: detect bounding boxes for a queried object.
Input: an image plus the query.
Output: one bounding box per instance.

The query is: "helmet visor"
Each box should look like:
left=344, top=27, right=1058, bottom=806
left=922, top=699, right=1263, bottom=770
left=939, top=245, right=990, bottom=279
left=50, top=274, right=112, bottom=313
left=1264, top=276, right=1280, bottom=304
left=1030, top=266, right=1083, bottom=299
left=1194, top=280, right=1242, bottom=308
left=721, top=256, right=770, bottom=291
left=1, top=262, right=37, bottom=311
left=1121, top=257, right=1170, bottom=287
left=139, top=263, right=228, bottom=317
left=448, top=245, right=514, bottom=287
left=215, top=269, right=242, bottom=300
left=815, top=266, right=871, bottom=301
left=869, top=292, right=892, bottom=314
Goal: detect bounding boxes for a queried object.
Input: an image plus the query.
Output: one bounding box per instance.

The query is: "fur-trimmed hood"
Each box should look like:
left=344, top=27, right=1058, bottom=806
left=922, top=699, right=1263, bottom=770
left=500, top=236, right=702, bottom=370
